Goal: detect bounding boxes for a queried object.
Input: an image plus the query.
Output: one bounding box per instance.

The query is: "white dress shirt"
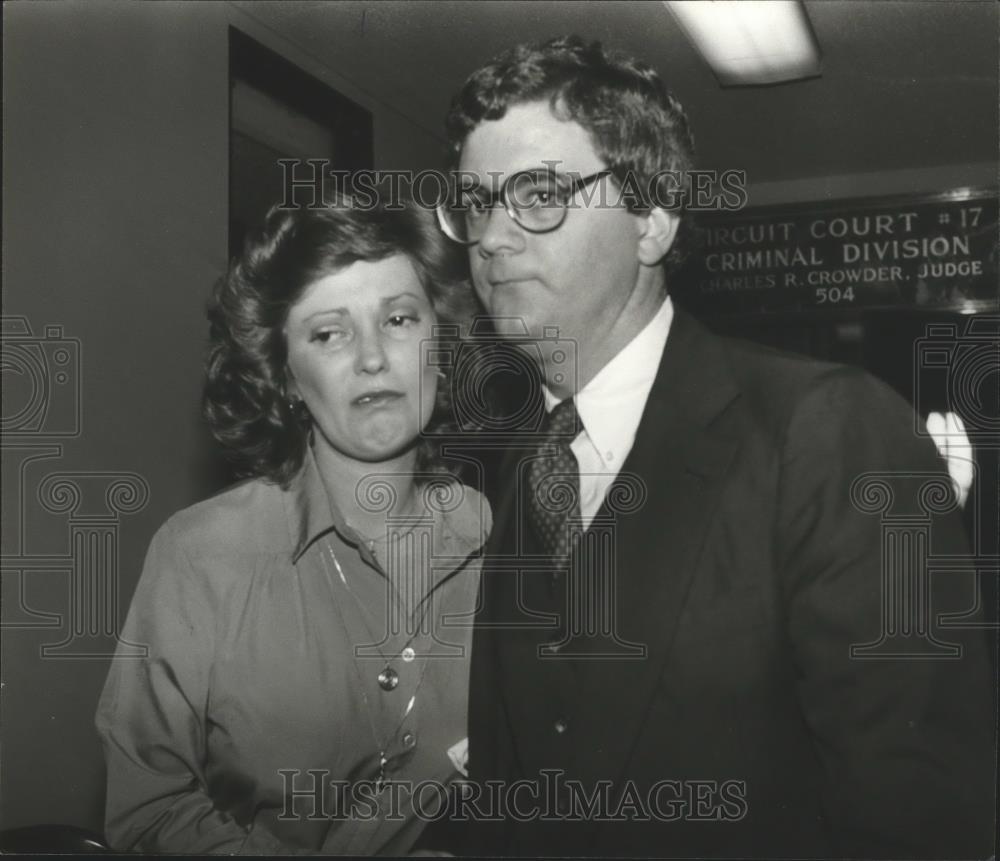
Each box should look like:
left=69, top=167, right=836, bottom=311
left=543, top=296, right=674, bottom=529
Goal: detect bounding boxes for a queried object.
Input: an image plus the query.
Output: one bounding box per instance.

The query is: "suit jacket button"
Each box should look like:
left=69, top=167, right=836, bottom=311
left=554, top=719, right=568, bottom=734
left=401, top=731, right=417, bottom=749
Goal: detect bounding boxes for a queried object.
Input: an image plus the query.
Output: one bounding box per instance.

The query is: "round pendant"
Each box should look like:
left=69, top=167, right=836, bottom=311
left=377, top=667, right=399, bottom=691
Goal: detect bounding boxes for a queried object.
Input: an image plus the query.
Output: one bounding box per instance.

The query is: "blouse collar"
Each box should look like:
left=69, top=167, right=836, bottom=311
left=286, top=446, right=490, bottom=565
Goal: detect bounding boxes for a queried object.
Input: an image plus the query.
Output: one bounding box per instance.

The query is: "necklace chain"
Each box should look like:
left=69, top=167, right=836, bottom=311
left=347, top=486, right=427, bottom=549
left=323, top=543, right=430, bottom=792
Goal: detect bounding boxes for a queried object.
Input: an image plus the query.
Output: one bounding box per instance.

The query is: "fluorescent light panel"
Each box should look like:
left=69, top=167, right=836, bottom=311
left=665, top=0, right=821, bottom=86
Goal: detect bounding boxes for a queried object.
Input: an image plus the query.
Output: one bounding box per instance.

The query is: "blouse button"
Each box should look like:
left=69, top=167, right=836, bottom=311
left=401, top=647, right=416, bottom=663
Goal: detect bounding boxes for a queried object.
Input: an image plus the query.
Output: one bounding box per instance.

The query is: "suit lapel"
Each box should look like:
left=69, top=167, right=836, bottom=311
left=477, top=390, right=574, bottom=771
left=479, top=311, right=744, bottom=784
left=477, top=444, right=585, bottom=781
left=565, top=311, right=743, bottom=786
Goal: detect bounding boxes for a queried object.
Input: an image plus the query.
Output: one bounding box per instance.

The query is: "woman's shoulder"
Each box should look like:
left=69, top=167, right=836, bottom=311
left=153, top=476, right=293, bottom=560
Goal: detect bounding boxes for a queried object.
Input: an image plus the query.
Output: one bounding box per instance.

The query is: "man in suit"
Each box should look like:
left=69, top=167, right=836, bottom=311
left=435, top=36, right=995, bottom=858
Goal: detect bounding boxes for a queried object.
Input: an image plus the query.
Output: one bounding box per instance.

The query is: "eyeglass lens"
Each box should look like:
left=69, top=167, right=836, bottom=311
left=438, top=169, right=608, bottom=244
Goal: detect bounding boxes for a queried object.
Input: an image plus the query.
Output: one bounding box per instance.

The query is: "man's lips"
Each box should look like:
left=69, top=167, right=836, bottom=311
left=351, top=390, right=404, bottom=407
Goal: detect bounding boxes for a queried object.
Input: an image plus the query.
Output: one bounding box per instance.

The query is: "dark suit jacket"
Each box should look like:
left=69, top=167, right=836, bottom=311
left=464, top=310, right=996, bottom=858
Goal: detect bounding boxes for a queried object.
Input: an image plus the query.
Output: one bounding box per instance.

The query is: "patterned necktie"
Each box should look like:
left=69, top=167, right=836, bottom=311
left=526, top=398, right=582, bottom=562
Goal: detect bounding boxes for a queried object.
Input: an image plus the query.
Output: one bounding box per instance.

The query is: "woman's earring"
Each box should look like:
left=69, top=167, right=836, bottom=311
left=288, top=396, right=310, bottom=423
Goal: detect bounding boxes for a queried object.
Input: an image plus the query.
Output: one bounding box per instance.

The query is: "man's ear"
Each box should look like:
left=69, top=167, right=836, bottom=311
left=637, top=208, right=680, bottom=266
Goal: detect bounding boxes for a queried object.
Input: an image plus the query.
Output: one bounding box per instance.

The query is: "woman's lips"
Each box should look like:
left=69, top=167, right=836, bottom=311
left=351, top=390, right=404, bottom=407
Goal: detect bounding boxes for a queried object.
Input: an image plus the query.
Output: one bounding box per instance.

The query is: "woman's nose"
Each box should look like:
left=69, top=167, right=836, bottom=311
left=354, top=329, right=388, bottom=375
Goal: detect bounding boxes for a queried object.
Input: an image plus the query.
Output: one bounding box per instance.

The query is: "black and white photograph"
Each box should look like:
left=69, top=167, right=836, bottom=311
left=2, top=1, right=998, bottom=857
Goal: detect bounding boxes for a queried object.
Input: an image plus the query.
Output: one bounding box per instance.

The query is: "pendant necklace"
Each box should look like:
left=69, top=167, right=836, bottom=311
left=346, top=509, right=429, bottom=690
left=334, top=525, right=427, bottom=689
left=323, top=544, right=431, bottom=791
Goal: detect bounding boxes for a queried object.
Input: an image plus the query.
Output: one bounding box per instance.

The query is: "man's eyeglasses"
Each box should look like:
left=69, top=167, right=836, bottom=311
left=436, top=169, right=613, bottom=245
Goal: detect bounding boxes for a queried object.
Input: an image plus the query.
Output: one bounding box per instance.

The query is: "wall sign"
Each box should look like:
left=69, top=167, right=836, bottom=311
left=676, top=189, right=998, bottom=316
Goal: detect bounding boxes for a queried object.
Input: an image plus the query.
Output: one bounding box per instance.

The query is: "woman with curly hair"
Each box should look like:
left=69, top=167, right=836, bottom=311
left=96, top=195, right=490, bottom=854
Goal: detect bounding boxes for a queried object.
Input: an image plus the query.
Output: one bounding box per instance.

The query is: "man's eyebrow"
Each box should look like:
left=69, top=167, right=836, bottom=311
left=525, top=162, right=570, bottom=177
left=457, top=166, right=564, bottom=197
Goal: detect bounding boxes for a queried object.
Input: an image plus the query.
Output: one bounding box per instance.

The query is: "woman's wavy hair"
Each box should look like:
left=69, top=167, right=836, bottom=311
left=445, top=35, right=697, bottom=272
left=204, top=195, right=475, bottom=486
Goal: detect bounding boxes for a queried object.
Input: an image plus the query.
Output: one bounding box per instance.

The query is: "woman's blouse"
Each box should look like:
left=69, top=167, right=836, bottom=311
left=96, top=450, right=490, bottom=855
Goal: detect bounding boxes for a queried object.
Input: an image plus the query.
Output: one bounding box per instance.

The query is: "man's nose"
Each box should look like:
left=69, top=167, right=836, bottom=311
left=477, top=205, right=525, bottom=256
left=354, top=327, right=388, bottom=375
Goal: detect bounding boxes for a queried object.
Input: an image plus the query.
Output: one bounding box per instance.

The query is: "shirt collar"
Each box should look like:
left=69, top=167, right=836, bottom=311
left=544, top=295, right=673, bottom=467
left=286, top=445, right=342, bottom=563
left=285, top=446, right=490, bottom=565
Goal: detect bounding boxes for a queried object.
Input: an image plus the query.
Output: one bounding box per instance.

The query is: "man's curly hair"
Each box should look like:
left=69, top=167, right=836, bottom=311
left=445, top=35, right=697, bottom=272
left=204, top=196, right=475, bottom=486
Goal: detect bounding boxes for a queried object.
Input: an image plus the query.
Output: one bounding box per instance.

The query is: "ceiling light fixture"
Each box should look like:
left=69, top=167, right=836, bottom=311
left=664, top=0, right=822, bottom=86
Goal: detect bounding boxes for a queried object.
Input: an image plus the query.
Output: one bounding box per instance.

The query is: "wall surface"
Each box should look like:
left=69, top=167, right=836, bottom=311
left=2, top=2, right=229, bottom=832
left=1, top=0, right=445, bottom=833
left=744, top=162, right=998, bottom=208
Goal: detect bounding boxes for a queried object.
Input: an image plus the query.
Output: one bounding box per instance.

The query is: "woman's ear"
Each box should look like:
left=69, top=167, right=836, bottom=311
left=284, top=369, right=300, bottom=403
left=637, top=208, right=681, bottom=266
